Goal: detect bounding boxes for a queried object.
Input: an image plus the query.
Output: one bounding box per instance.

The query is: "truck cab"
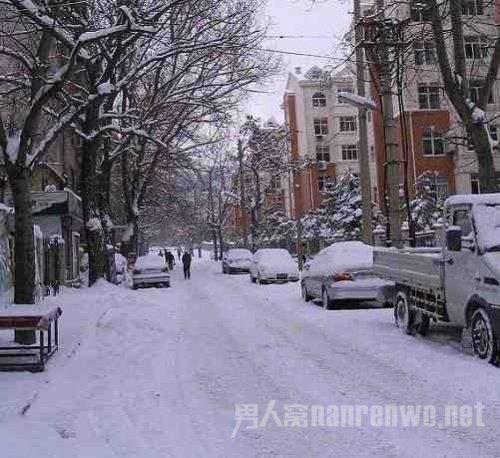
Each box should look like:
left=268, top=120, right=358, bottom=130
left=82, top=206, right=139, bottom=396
left=374, top=193, right=500, bottom=364
left=443, top=195, right=500, bottom=362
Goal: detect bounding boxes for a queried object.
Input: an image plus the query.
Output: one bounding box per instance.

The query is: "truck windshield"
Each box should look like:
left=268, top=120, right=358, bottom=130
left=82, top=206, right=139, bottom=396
left=473, top=203, right=500, bottom=252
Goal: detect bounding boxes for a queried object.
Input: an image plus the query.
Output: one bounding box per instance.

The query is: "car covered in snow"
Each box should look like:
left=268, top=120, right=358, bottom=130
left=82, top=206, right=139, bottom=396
left=132, top=254, right=170, bottom=289
left=222, top=248, right=253, bottom=274
left=301, top=241, right=390, bottom=309
left=250, top=248, right=299, bottom=284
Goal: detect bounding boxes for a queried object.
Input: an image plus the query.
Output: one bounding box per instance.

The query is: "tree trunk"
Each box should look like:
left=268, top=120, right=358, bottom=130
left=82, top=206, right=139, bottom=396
left=81, top=135, right=106, bottom=286
left=8, top=167, right=36, bottom=344
left=472, top=124, right=498, bottom=193
left=218, top=225, right=224, bottom=259
left=212, top=229, right=218, bottom=261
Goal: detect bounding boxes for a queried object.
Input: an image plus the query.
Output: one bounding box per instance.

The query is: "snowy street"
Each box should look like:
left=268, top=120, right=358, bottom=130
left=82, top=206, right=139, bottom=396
left=1, top=257, right=500, bottom=457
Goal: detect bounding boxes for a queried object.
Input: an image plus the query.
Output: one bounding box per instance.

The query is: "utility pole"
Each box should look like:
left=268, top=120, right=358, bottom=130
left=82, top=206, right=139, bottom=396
left=375, top=0, right=402, bottom=247
left=237, top=138, right=249, bottom=248
left=354, top=0, right=373, bottom=245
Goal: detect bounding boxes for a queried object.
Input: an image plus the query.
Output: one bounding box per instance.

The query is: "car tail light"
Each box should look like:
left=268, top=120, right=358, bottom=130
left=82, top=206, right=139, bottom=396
left=333, top=273, right=353, bottom=282
left=133, top=269, right=141, bottom=274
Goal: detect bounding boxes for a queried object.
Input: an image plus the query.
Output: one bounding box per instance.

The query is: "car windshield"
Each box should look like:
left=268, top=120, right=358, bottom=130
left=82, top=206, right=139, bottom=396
left=135, top=255, right=166, bottom=269
left=473, top=204, right=500, bottom=253
left=259, top=250, right=292, bottom=262
left=228, top=249, right=252, bottom=259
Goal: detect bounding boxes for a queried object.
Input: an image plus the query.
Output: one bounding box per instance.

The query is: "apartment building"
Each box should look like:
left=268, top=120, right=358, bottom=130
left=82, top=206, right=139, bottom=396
left=369, top=0, right=500, bottom=200
left=282, top=66, right=378, bottom=218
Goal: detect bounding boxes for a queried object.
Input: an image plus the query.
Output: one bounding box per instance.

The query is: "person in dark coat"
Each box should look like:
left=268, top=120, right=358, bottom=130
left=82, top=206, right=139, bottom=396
left=165, top=250, right=175, bottom=270
left=182, top=252, right=192, bottom=279
left=177, top=248, right=182, bottom=260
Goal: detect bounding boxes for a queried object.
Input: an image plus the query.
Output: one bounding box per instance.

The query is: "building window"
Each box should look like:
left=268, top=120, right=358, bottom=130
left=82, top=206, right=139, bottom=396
left=270, top=176, right=281, bottom=190
left=471, top=172, right=500, bottom=193
left=314, top=117, right=329, bottom=136
left=316, top=144, right=331, bottom=162
left=462, top=0, right=483, bottom=16
left=339, top=116, right=357, bottom=132
left=318, top=174, right=326, bottom=191
left=433, top=175, right=449, bottom=199
left=414, top=40, right=435, bottom=65
left=312, top=92, right=326, bottom=108
left=337, top=86, right=353, bottom=103
left=418, top=85, right=440, bottom=109
left=341, top=144, right=358, bottom=161
left=422, top=128, right=445, bottom=156
left=410, top=0, right=432, bottom=22
left=471, top=174, right=481, bottom=194
left=470, top=80, right=494, bottom=104
left=464, top=36, right=489, bottom=60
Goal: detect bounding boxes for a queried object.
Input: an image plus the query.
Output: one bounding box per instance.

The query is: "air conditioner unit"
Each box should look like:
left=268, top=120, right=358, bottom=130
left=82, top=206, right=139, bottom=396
left=318, top=161, right=327, bottom=171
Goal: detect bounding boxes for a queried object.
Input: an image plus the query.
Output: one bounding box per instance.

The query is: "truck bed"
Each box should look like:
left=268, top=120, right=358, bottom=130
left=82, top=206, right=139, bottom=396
left=373, top=247, right=443, bottom=291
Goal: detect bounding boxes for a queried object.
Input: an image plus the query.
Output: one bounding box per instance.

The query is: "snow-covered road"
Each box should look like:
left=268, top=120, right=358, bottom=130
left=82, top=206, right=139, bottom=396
left=1, top=257, right=500, bottom=457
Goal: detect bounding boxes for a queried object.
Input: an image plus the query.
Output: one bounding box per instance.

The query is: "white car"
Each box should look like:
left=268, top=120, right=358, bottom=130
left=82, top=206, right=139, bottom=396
left=222, top=248, right=253, bottom=274
left=250, top=248, right=299, bottom=284
left=132, top=255, right=170, bottom=289
left=301, top=241, right=390, bottom=309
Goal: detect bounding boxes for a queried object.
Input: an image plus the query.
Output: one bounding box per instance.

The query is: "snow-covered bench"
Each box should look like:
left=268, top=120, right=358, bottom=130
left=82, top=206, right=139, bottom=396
left=0, top=305, right=62, bottom=372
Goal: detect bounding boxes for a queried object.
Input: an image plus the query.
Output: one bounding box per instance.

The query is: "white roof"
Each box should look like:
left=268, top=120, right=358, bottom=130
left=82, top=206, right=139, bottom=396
left=446, top=193, right=500, bottom=207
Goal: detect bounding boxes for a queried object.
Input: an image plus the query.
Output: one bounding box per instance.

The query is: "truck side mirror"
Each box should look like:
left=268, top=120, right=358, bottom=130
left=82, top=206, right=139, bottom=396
left=446, top=227, right=462, bottom=252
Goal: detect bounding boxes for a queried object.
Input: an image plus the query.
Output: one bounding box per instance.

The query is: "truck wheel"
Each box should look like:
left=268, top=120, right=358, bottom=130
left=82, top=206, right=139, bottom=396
left=416, top=314, right=430, bottom=336
left=395, top=292, right=415, bottom=335
left=471, top=308, right=498, bottom=364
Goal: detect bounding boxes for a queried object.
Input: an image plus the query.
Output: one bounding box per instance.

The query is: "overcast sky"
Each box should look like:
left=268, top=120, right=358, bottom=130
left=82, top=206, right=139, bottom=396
left=245, top=0, right=351, bottom=123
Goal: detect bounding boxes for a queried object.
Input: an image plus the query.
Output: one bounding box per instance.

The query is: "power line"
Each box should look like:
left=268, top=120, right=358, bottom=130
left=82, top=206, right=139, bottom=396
left=259, top=48, right=347, bottom=61
left=265, top=35, right=336, bottom=39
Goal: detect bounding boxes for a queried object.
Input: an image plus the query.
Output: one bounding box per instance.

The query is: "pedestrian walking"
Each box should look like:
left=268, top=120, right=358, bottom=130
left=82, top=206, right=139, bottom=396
left=165, top=250, right=175, bottom=270
left=177, top=248, right=182, bottom=261
left=182, top=252, right=192, bottom=279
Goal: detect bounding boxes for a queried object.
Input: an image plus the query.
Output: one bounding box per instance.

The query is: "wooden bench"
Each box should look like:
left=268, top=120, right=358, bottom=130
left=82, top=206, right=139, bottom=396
left=0, top=305, right=62, bottom=372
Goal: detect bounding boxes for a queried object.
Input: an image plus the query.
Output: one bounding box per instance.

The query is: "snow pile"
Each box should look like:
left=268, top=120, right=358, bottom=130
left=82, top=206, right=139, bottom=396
left=86, top=217, right=102, bottom=232
left=115, top=253, right=127, bottom=273
left=97, top=82, right=114, bottom=95
left=308, top=241, right=373, bottom=276
left=6, top=132, right=21, bottom=163
left=473, top=204, right=500, bottom=252
left=48, top=234, right=64, bottom=245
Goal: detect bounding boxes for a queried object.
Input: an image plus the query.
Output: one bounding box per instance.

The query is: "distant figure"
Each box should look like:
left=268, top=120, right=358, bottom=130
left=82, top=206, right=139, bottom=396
left=158, top=250, right=163, bottom=257
left=177, top=248, right=182, bottom=260
left=182, top=252, right=192, bottom=279
left=165, top=250, right=175, bottom=270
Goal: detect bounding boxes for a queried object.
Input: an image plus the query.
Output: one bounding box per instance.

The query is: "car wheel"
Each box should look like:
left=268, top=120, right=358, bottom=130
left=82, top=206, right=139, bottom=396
left=250, top=274, right=256, bottom=283
left=394, top=291, right=415, bottom=335
left=416, top=313, right=430, bottom=335
left=132, top=284, right=138, bottom=290
left=471, top=308, right=498, bottom=364
left=322, top=288, right=332, bottom=310
left=301, top=282, right=311, bottom=302
left=165, top=282, right=170, bottom=288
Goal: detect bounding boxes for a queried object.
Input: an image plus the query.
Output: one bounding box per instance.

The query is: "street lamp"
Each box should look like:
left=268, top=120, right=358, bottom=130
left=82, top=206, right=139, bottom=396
left=338, top=92, right=378, bottom=111
left=337, top=91, right=375, bottom=245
